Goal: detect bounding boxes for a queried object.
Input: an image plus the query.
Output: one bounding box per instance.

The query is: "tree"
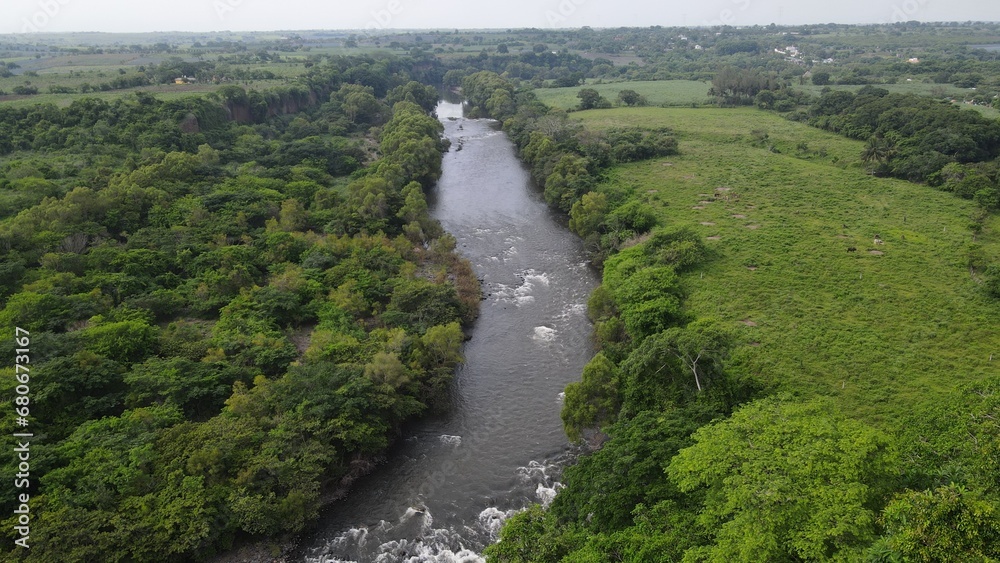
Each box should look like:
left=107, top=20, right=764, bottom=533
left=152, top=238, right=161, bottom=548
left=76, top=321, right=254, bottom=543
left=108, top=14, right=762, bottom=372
left=335, top=84, right=385, bottom=125
left=385, top=81, right=439, bottom=113
left=382, top=278, right=461, bottom=333
left=363, top=351, right=411, bottom=389
left=658, top=319, right=734, bottom=393
left=812, top=71, right=832, bottom=86
left=576, top=88, right=609, bottom=110
left=123, top=357, right=232, bottom=418
left=561, top=353, right=621, bottom=441
left=613, top=266, right=682, bottom=341
left=875, top=485, right=1000, bottom=562
left=668, top=397, right=897, bottom=562
left=543, top=154, right=592, bottom=213
left=754, top=89, right=776, bottom=109
left=554, top=409, right=705, bottom=532
left=485, top=88, right=517, bottom=120
left=568, top=191, right=608, bottom=237
left=861, top=135, right=896, bottom=173
left=277, top=198, right=308, bottom=231
left=417, top=322, right=464, bottom=368
left=617, top=89, right=647, bottom=107
left=711, top=66, right=780, bottom=105
left=483, top=505, right=580, bottom=563
left=81, top=319, right=158, bottom=364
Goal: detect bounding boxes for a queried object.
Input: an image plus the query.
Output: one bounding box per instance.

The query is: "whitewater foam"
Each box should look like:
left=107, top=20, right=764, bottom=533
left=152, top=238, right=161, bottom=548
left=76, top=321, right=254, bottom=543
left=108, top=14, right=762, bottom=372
left=532, top=326, right=557, bottom=342
left=439, top=435, right=462, bottom=447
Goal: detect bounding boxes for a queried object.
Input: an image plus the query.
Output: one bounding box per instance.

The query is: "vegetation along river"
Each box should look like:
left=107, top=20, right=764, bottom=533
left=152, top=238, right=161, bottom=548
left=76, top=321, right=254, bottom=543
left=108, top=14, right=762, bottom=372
left=299, top=101, right=600, bottom=562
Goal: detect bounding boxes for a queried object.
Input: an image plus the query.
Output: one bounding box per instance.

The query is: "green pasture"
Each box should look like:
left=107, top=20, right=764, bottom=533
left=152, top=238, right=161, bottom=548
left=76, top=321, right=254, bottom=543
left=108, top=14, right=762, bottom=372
left=532, top=80, right=713, bottom=109
left=0, top=71, right=304, bottom=109
left=576, top=106, right=1000, bottom=426
left=0, top=83, right=245, bottom=108
left=0, top=49, right=317, bottom=108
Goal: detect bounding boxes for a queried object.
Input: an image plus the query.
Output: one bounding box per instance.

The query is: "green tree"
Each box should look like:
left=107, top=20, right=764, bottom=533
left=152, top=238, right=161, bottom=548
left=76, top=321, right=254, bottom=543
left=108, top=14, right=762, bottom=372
left=861, top=135, right=896, bottom=171
left=123, top=357, right=232, bottom=418
left=875, top=485, right=1000, bottom=562
left=812, top=71, right=832, bottom=86
left=617, top=89, right=647, bottom=107
left=554, top=408, right=707, bottom=532
left=613, top=266, right=682, bottom=341
left=483, top=504, right=581, bottom=563
left=657, top=318, right=735, bottom=393
left=561, top=353, right=621, bottom=441
left=81, top=318, right=158, bottom=364
left=668, top=397, right=897, bottom=562
left=577, top=88, right=608, bottom=110
left=385, top=81, right=439, bottom=113
left=568, top=191, right=608, bottom=237
left=543, top=154, right=592, bottom=213
left=382, top=278, right=461, bottom=333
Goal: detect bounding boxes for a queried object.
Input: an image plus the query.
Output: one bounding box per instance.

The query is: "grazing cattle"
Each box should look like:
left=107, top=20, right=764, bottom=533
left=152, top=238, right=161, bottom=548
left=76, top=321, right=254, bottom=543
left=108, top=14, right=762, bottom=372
left=873, top=238, right=884, bottom=245
left=847, top=247, right=857, bottom=252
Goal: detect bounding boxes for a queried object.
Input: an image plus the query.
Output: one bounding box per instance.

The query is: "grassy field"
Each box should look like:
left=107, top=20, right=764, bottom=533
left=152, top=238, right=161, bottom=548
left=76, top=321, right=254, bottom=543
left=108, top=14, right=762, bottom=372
left=0, top=85, right=222, bottom=108
left=535, top=80, right=1000, bottom=118
left=533, top=80, right=712, bottom=109
left=0, top=75, right=304, bottom=109
left=575, top=106, right=1000, bottom=427
left=0, top=50, right=314, bottom=108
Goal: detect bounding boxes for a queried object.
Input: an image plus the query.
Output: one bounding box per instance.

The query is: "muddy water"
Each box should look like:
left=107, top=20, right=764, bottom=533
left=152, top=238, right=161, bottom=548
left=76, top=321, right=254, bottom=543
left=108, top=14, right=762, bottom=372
left=300, top=101, right=598, bottom=562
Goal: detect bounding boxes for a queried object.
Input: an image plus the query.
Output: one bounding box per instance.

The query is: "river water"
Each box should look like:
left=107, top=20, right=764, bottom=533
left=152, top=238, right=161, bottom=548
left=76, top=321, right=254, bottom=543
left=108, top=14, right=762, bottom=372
left=298, top=101, right=599, bottom=562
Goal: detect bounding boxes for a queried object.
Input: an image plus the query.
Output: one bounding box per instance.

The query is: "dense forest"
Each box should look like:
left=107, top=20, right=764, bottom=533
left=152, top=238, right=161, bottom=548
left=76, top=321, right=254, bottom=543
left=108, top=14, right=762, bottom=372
left=0, top=55, right=480, bottom=561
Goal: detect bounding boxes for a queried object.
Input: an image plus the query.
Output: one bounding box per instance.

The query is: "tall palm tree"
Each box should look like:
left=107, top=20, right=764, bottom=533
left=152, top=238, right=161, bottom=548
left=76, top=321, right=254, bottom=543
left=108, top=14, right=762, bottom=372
left=861, top=135, right=896, bottom=172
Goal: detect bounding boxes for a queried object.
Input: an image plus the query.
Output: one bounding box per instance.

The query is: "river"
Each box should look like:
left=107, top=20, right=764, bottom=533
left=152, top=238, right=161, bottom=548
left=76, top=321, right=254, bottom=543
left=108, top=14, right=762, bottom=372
left=297, top=101, right=600, bottom=562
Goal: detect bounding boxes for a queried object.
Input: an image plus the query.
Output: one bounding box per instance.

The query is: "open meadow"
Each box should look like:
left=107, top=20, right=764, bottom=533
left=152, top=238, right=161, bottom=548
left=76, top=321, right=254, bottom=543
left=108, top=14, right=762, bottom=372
left=532, top=79, right=713, bottom=109
left=574, top=106, right=1000, bottom=427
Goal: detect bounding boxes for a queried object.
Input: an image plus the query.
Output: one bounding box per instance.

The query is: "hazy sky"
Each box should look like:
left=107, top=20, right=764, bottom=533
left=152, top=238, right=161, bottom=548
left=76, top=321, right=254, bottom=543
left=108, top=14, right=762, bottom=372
left=6, top=0, right=1000, bottom=35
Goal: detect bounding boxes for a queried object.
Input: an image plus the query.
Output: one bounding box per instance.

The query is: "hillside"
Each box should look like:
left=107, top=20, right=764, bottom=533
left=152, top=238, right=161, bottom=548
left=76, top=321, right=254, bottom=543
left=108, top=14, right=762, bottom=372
left=573, top=106, right=1000, bottom=425
left=484, top=95, right=1000, bottom=561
